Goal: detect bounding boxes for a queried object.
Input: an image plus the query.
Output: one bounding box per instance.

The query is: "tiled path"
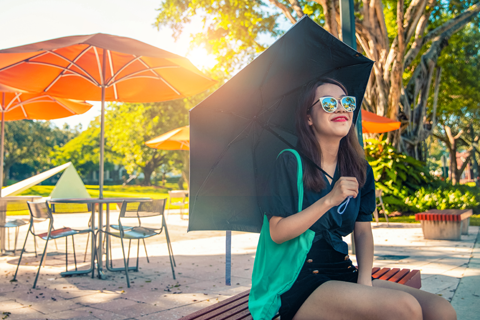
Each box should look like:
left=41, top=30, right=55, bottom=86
left=0, top=213, right=478, bottom=319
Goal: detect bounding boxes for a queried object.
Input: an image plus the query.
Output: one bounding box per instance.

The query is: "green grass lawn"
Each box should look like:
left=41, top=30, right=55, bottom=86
left=5, top=184, right=189, bottom=216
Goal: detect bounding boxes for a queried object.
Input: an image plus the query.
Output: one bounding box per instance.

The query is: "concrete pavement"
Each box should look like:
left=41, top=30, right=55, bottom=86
left=0, top=212, right=478, bottom=319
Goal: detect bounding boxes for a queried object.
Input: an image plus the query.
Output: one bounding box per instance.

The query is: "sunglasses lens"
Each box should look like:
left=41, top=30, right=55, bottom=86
left=321, top=97, right=337, bottom=113
left=341, top=96, right=356, bottom=112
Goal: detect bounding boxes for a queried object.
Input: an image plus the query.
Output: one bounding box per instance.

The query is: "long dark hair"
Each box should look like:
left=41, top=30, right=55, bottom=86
left=295, top=78, right=366, bottom=192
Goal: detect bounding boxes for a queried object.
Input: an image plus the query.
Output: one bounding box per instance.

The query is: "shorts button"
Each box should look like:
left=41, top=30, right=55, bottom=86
left=307, top=259, right=313, bottom=263
left=312, top=270, right=319, bottom=274
left=344, top=255, right=349, bottom=261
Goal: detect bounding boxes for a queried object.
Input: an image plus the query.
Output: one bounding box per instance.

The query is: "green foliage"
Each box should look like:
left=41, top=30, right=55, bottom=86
left=365, top=138, right=431, bottom=212
left=4, top=121, right=79, bottom=184
left=51, top=118, right=120, bottom=178
left=404, top=185, right=480, bottom=212
left=366, top=138, right=480, bottom=214
left=105, top=99, right=193, bottom=185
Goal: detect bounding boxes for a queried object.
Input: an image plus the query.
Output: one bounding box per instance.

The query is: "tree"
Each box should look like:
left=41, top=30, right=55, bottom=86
left=155, top=0, right=480, bottom=159
left=430, top=24, right=480, bottom=184
left=51, top=118, right=119, bottom=179
left=4, top=120, right=78, bottom=184
left=105, top=101, right=189, bottom=186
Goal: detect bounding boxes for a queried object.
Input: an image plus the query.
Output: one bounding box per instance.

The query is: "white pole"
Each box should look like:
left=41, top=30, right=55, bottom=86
left=99, top=50, right=107, bottom=199
left=0, top=93, right=5, bottom=198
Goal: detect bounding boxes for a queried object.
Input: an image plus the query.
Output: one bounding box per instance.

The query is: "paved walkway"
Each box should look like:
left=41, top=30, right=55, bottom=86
left=0, top=212, right=478, bottom=319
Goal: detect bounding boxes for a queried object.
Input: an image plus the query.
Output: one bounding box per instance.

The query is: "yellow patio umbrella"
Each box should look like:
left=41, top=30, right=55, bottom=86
left=145, top=125, right=189, bottom=150
left=0, top=83, right=93, bottom=196
left=146, top=125, right=190, bottom=189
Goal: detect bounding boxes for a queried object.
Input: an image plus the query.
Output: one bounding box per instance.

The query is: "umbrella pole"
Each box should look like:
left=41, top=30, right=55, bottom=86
left=0, top=93, right=4, bottom=198
left=99, top=50, right=107, bottom=199
left=225, top=231, right=231, bottom=286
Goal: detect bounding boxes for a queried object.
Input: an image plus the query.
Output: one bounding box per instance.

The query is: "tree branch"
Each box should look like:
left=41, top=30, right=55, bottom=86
left=269, top=0, right=296, bottom=24
left=288, top=0, right=304, bottom=19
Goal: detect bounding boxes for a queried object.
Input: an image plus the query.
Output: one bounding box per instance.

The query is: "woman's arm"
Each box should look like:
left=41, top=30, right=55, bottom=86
left=270, top=177, right=359, bottom=244
left=353, top=221, right=374, bottom=286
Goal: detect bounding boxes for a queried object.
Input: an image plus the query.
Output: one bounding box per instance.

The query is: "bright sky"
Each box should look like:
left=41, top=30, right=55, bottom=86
left=0, top=0, right=218, bottom=130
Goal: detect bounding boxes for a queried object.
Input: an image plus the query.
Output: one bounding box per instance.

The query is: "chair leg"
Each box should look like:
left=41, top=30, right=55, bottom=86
left=109, top=235, right=113, bottom=268
left=72, top=235, right=77, bottom=271
left=373, top=208, right=379, bottom=224
left=119, top=238, right=131, bottom=288
left=136, top=240, right=140, bottom=272
left=54, top=239, right=58, bottom=250
left=12, top=230, right=30, bottom=282
left=143, top=239, right=149, bottom=263
left=127, top=239, right=131, bottom=267
left=164, top=227, right=176, bottom=279
left=164, top=223, right=176, bottom=267
left=34, top=238, right=49, bottom=289
left=65, top=237, right=68, bottom=272
left=84, top=233, right=90, bottom=262
left=14, top=227, right=20, bottom=255
left=32, top=224, right=38, bottom=257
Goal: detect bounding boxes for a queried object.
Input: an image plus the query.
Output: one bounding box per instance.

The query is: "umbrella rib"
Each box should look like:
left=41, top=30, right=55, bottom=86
left=0, top=51, right=49, bottom=72
left=137, top=57, right=183, bottom=96
left=106, top=56, right=141, bottom=86
left=45, top=49, right=99, bottom=86
left=26, top=61, right=99, bottom=87
left=93, top=47, right=104, bottom=85
left=107, top=50, right=118, bottom=100
left=44, top=46, right=95, bottom=92
left=4, top=92, right=22, bottom=111
left=109, top=67, right=182, bottom=96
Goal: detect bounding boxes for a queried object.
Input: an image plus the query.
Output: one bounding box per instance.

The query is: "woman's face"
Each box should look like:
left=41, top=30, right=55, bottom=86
left=307, top=83, right=353, bottom=139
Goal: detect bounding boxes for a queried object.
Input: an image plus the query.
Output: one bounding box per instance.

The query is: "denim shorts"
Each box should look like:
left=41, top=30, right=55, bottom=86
left=279, top=240, right=368, bottom=320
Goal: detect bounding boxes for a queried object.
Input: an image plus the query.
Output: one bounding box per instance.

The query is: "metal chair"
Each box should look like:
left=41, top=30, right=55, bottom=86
left=12, top=202, right=95, bottom=288
left=168, top=190, right=188, bottom=219
left=373, top=189, right=389, bottom=224
left=104, top=199, right=175, bottom=287
left=0, top=199, right=29, bottom=255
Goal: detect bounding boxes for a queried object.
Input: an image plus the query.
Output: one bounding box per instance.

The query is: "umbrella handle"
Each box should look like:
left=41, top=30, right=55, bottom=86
left=337, top=196, right=352, bottom=215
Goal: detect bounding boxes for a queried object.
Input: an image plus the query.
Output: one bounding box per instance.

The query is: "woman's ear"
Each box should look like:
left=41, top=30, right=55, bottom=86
left=307, top=115, right=313, bottom=126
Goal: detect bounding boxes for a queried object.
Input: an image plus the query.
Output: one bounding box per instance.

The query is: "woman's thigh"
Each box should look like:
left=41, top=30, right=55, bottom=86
left=293, top=280, right=423, bottom=320
left=372, top=279, right=457, bottom=320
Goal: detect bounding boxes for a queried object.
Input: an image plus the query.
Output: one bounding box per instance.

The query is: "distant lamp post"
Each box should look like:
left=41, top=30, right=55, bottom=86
left=441, top=154, right=449, bottom=178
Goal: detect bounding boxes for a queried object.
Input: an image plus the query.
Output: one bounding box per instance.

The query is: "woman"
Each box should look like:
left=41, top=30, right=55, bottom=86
left=253, top=78, right=457, bottom=320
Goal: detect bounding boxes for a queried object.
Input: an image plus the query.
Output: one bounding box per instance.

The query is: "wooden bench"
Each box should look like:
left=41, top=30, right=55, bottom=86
left=182, top=268, right=421, bottom=320
left=415, top=209, right=472, bottom=240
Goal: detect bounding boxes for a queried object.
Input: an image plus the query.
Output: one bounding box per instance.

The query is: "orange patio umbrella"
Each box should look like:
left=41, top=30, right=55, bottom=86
left=145, top=125, right=189, bottom=150
left=0, top=83, right=93, bottom=196
left=0, top=34, right=216, bottom=197
left=361, top=110, right=401, bottom=134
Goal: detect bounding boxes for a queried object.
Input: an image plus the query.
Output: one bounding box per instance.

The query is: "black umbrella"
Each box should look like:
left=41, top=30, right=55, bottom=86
left=189, top=16, right=374, bottom=233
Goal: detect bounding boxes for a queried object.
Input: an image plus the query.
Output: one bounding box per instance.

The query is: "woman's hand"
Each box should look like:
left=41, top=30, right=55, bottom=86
left=325, top=177, right=359, bottom=207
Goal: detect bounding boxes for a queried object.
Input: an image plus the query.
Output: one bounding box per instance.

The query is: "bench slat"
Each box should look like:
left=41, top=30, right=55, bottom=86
left=182, top=291, right=250, bottom=320
left=398, top=269, right=421, bottom=288
left=388, top=269, right=410, bottom=283
left=183, top=268, right=421, bottom=320
left=379, top=268, right=400, bottom=281
left=372, top=267, right=390, bottom=279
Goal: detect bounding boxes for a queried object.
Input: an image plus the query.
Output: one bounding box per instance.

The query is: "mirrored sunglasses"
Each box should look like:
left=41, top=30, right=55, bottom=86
left=308, top=96, right=356, bottom=113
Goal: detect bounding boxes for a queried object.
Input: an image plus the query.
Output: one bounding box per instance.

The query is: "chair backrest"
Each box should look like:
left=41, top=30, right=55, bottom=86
left=27, top=201, right=53, bottom=220
left=375, top=189, right=383, bottom=197
left=120, top=199, right=166, bottom=218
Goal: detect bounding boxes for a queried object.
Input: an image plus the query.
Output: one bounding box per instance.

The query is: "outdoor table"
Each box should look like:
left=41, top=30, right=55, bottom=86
left=48, top=197, right=151, bottom=279
left=415, top=209, right=473, bottom=240
left=0, top=196, right=42, bottom=255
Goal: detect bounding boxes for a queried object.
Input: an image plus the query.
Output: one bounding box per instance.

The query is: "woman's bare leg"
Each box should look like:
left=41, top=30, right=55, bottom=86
left=372, top=279, right=457, bottom=320
left=293, top=280, right=423, bottom=320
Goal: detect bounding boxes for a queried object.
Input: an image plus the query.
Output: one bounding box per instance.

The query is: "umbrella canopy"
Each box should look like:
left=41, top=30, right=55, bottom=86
left=0, top=85, right=93, bottom=196
left=0, top=85, right=92, bottom=121
left=145, top=126, right=190, bottom=150
left=0, top=33, right=216, bottom=102
left=361, top=110, right=401, bottom=134
left=189, top=16, right=374, bottom=232
left=0, top=33, right=216, bottom=197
